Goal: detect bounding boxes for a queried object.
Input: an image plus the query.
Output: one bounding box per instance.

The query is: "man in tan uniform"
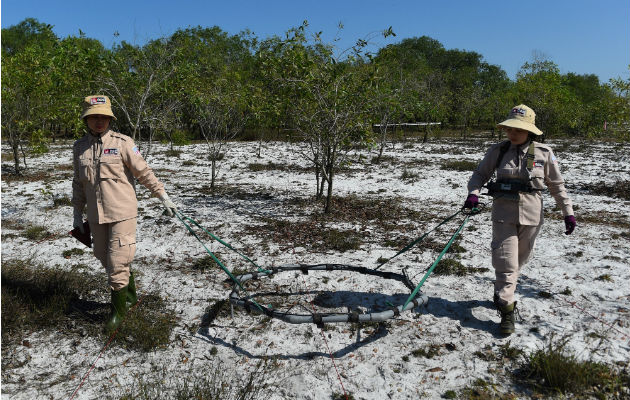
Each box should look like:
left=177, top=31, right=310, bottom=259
left=464, top=104, right=576, bottom=335
left=72, top=95, right=178, bottom=332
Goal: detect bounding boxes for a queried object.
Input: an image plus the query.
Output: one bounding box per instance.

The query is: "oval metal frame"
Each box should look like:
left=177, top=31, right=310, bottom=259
left=229, top=263, right=429, bottom=325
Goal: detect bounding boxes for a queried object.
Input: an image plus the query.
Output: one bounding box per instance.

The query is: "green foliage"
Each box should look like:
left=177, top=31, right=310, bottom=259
left=2, top=17, right=628, bottom=176
left=191, top=255, right=223, bottom=271
left=113, top=294, right=178, bottom=352
left=433, top=259, right=489, bottom=276
left=520, top=335, right=628, bottom=397
left=62, top=248, right=85, bottom=258
left=1, top=259, right=102, bottom=345
left=441, top=160, right=478, bottom=171
left=411, top=344, right=442, bottom=358
left=23, top=225, right=51, bottom=240
left=109, top=359, right=276, bottom=400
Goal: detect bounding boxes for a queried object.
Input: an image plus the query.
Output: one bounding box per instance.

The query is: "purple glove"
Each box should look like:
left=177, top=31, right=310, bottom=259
left=564, top=215, right=576, bottom=235
left=463, top=194, right=479, bottom=209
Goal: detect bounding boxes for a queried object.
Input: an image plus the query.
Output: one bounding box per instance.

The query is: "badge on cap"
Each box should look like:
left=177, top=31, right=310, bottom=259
left=90, top=97, right=107, bottom=105
left=512, top=107, right=526, bottom=116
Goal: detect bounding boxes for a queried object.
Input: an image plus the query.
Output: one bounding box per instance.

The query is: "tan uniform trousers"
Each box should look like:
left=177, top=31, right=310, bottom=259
left=492, top=221, right=542, bottom=306
left=90, top=218, right=137, bottom=291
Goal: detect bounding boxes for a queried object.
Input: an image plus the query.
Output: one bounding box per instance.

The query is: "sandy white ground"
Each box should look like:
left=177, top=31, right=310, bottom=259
left=2, top=137, right=629, bottom=399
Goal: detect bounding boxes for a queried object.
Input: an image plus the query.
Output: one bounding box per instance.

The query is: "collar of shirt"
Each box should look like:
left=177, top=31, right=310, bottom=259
left=88, top=130, right=111, bottom=144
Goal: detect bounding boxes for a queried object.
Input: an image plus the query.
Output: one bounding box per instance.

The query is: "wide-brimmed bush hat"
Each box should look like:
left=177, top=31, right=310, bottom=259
left=497, top=104, right=542, bottom=135
left=81, top=95, right=116, bottom=120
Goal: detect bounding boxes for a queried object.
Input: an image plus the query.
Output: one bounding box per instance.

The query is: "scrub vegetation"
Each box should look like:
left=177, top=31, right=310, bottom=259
left=581, top=179, right=630, bottom=201
left=517, top=335, right=630, bottom=398
left=441, top=160, right=478, bottom=171
left=1, top=258, right=177, bottom=358
left=108, top=360, right=277, bottom=400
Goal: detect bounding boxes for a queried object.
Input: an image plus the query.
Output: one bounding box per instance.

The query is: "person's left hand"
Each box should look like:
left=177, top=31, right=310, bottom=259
left=564, top=215, right=576, bottom=235
left=159, top=193, right=178, bottom=217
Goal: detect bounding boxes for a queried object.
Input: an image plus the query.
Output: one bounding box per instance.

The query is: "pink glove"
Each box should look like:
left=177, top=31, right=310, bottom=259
left=463, top=194, right=479, bottom=209
left=564, top=215, right=576, bottom=235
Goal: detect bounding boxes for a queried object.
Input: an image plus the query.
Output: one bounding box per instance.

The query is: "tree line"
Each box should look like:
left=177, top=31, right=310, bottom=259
left=3, top=18, right=629, bottom=210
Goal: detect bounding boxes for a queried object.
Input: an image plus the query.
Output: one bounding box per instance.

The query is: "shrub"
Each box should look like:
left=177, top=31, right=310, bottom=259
left=1, top=259, right=101, bottom=345
left=411, top=344, right=441, bottom=358
left=23, top=225, right=51, bottom=241
left=113, top=293, right=178, bottom=352
left=400, top=168, right=419, bottom=181
left=62, top=248, right=85, bottom=258
left=109, top=359, right=277, bottom=400
left=433, top=259, right=489, bottom=276
left=441, top=160, right=478, bottom=171
left=192, top=255, right=222, bottom=271
left=519, top=335, right=628, bottom=397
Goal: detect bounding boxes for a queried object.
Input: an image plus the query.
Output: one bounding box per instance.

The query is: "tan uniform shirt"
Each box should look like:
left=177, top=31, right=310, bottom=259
left=468, top=140, right=573, bottom=226
left=72, top=130, right=165, bottom=224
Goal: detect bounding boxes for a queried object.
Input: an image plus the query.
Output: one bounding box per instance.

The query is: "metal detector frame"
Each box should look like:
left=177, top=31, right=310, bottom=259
left=228, top=263, right=429, bottom=326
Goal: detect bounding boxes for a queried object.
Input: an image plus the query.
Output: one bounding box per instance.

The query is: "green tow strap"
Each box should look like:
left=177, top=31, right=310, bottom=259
left=177, top=212, right=271, bottom=275
left=402, top=213, right=471, bottom=310
left=375, top=209, right=462, bottom=271
left=175, top=211, right=265, bottom=312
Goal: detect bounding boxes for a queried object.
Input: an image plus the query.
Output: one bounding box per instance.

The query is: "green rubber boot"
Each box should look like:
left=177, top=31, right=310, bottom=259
left=127, top=271, right=138, bottom=308
left=106, top=286, right=128, bottom=333
left=497, top=302, right=516, bottom=335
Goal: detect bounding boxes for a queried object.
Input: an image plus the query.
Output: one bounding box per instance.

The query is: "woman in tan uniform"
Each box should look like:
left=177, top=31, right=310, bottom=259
left=72, top=95, right=178, bottom=332
left=464, top=104, right=576, bottom=335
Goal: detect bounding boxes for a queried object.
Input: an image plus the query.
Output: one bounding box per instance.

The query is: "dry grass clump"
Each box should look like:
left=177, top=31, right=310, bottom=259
left=319, top=195, right=425, bottom=225
left=1, top=259, right=102, bottom=346
left=23, top=225, right=53, bottom=240
left=109, top=359, right=278, bottom=400
left=113, top=293, right=178, bottom=352
left=441, top=160, right=478, bottom=171
left=518, top=335, right=629, bottom=398
left=432, top=259, right=489, bottom=276
left=580, top=180, right=630, bottom=201
left=1, top=258, right=178, bottom=355
left=246, top=217, right=364, bottom=253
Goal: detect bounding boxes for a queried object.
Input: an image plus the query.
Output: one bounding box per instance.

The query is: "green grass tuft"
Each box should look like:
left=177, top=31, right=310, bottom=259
left=519, top=335, right=628, bottom=397
left=441, top=160, right=478, bottom=171
left=432, top=259, right=489, bottom=276
left=23, top=225, right=51, bottom=241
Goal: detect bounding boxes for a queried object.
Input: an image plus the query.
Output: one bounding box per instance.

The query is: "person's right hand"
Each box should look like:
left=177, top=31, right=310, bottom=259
left=73, top=209, right=85, bottom=233
left=463, top=194, right=479, bottom=209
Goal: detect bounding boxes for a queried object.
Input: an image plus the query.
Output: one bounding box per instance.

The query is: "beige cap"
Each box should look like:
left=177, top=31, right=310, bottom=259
left=80, top=95, right=116, bottom=120
left=497, top=104, right=542, bottom=135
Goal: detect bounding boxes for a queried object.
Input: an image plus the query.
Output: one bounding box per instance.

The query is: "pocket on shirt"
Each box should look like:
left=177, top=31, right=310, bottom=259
left=78, top=158, right=92, bottom=182
left=99, top=158, right=125, bottom=180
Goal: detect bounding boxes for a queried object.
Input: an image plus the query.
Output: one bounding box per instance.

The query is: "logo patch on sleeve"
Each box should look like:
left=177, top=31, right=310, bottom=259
left=103, top=148, right=119, bottom=155
left=90, top=97, right=107, bottom=105
left=551, top=155, right=558, bottom=164
left=132, top=146, right=141, bottom=155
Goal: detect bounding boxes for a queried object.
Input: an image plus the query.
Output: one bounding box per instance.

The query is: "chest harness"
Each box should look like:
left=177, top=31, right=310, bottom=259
left=486, top=140, right=540, bottom=198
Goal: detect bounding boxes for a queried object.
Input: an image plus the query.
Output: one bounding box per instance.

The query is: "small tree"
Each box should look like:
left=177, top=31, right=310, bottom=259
left=263, top=23, right=388, bottom=212
left=1, top=44, right=53, bottom=174
left=103, top=37, right=179, bottom=155
left=195, top=74, right=249, bottom=188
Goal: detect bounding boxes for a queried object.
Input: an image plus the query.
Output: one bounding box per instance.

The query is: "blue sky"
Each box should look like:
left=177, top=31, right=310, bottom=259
left=2, top=0, right=628, bottom=83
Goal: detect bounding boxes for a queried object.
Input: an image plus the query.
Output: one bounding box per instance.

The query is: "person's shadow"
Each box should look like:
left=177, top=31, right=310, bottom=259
left=422, top=296, right=506, bottom=338
left=192, top=291, right=405, bottom=360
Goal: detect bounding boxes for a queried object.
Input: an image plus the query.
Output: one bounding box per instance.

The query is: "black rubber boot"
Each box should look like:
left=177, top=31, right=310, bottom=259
left=127, top=271, right=138, bottom=308
left=106, top=286, right=128, bottom=333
